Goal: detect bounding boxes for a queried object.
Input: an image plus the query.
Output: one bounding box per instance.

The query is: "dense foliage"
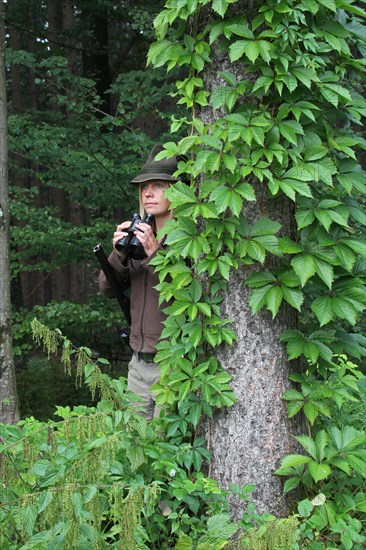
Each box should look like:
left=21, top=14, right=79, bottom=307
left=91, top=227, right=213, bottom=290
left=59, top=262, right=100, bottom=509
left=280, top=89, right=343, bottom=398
left=1, top=0, right=366, bottom=548
left=0, top=325, right=364, bottom=548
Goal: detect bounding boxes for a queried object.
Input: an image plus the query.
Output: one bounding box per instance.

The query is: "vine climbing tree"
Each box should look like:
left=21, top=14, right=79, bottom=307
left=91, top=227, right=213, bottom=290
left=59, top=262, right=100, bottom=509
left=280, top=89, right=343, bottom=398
left=147, top=0, right=366, bottom=516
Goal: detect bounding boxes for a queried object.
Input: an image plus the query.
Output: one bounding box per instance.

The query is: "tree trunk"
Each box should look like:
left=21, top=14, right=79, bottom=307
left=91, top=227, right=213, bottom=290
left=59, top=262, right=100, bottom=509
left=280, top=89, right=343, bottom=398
left=0, top=3, right=19, bottom=424
left=201, top=2, right=301, bottom=517
left=206, top=196, right=300, bottom=518
left=81, top=5, right=111, bottom=113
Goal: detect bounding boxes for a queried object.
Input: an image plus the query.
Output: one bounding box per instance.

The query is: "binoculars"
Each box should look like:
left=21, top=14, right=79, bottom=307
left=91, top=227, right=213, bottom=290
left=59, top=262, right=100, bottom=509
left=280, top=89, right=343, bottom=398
left=114, top=213, right=155, bottom=260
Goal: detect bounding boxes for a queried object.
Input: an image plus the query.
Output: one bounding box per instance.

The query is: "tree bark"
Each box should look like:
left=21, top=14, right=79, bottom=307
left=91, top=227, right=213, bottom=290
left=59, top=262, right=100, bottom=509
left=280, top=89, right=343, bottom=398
left=0, top=3, right=20, bottom=424
left=208, top=256, right=299, bottom=517
left=200, top=2, right=301, bottom=517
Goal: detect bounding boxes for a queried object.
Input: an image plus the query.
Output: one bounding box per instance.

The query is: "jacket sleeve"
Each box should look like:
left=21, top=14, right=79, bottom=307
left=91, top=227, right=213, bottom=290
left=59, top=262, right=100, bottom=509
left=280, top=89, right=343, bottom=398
left=98, top=249, right=130, bottom=298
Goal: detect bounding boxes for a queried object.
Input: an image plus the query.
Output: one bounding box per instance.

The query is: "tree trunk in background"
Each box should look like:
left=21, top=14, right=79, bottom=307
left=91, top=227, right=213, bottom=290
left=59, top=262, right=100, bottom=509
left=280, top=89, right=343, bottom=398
left=19, top=2, right=47, bottom=308
left=0, top=4, right=19, bottom=424
left=202, top=1, right=300, bottom=517
left=46, top=0, right=70, bottom=304
left=81, top=5, right=110, bottom=114
left=63, top=1, right=89, bottom=303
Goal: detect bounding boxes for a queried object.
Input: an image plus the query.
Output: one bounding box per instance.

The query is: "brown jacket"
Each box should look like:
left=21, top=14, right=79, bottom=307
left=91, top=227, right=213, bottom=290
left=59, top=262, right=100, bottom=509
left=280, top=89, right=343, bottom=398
left=98, top=248, right=168, bottom=353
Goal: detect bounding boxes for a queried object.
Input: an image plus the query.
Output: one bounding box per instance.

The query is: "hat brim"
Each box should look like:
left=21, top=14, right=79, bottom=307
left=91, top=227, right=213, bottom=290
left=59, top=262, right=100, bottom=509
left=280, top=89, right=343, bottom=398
left=130, top=172, right=179, bottom=184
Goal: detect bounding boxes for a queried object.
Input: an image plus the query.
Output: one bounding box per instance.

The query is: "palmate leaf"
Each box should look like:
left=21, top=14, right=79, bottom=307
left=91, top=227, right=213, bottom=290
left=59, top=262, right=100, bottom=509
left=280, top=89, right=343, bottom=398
left=229, top=40, right=249, bottom=61
left=292, top=66, right=319, bottom=88
left=281, top=286, right=304, bottom=311
left=283, top=389, right=303, bottom=400
left=304, top=144, right=329, bottom=161
left=205, top=513, right=239, bottom=538
left=240, top=240, right=265, bottom=262
left=212, top=0, right=229, bottom=17
left=275, top=454, right=311, bottom=473
left=295, top=208, right=316, bottom=229
left=277, top=178, right=313, bottom=201
left=266, top=286, right=283, bottom=317
left=211, top=185, right=242, bottom=214
left=279, top=237, right=303, bottom=254
left=246, top=271, right=276, bottom=287
left=311, top=295, right=334, bottom=326
left=291, top=254, right=316, bottom=287
left=283, top=476, right=301, bottom=493
left=248, top=284, right=272, bottom=313
left=250, top=217, right=281, bottom=236
left=252, top=75, right=273, bottom=93
left=278, top=120, right=304, bottom=144
left=329, top=426, right=366, bottom=452
left=343, top=238, right=366, bottom=256
left=331, top=297, right=358, bottom=325
left=306, top=158, right=337, bottom=185
left=308, top=461, right=332, bottom=483
left=287, top=400, right=304, bottom=417
left=211, top=85, right=234, bottom=109
left=244, top=41, right=261, bottom=63
left=314, top=259, right=334, bottom=289
left=314, top=209, right=333, bottom=231
left=165, top=181, right=197, bottom=208
left=335, top=330, right=366, bottom=359
left=318, top=0, right=337, bottom=12
left=303, top=402, right=319, bottom=425
left=200, top=201, right=219, bottom=219
left=281, top=328, right=333, bottom=363
left=235, top=182, right=256, bottom=201
left=247, top=269, right=303, bottom=316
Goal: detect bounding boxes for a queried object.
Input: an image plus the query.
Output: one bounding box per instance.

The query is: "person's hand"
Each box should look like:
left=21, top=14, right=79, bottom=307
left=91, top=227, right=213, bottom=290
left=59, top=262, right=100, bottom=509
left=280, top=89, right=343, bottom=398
left=133, top=222, right=159, bottom=257
left=112, top=221, right=131, bottom=257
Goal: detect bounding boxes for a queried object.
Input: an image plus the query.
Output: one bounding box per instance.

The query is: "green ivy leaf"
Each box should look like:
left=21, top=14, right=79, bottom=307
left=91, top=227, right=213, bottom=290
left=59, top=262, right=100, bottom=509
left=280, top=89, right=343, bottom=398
left=308, top=460, right=332, bottom=483
left=250, top=217, right=281, bottom=236
left=295, top=209, right=316, bottom=229
left=243, top=41, right=260, bottom=63
left=248, top=285, right=272, bottom=314
left=165, top=181, right=197, bottom=208
left=303, top=402, right=319, bottom=425
left=291, top=254, right=317, bottom=287
left=266, top=286, right=283, bottom=318
left=281, top=286, right=304, bottom=311
left=212, top=0, right=229, bottom=17
left=246, top=271, right=276, bottom=287
left=278, top=120, right=304, bottom=144
left=312, top=296, right=334, bottom=326
left=314, top=259, right=334, bottom=289
left=229, top=40, right=248, bottom=62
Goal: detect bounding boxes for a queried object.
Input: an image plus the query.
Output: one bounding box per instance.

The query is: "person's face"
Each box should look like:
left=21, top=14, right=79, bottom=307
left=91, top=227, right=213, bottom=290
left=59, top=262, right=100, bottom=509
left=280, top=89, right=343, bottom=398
left=140, top=180, right=171, bottom=219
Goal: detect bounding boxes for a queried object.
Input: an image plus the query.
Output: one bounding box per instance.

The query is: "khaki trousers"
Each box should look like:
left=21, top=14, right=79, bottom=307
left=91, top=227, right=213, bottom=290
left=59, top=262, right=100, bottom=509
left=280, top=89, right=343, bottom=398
left=127, top=352, right=162, bottom=422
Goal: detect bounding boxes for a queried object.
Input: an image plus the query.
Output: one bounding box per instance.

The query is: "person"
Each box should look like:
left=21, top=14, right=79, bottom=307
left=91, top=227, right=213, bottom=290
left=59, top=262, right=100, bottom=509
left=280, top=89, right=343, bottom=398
left=99, top=144, right=181, bottom=422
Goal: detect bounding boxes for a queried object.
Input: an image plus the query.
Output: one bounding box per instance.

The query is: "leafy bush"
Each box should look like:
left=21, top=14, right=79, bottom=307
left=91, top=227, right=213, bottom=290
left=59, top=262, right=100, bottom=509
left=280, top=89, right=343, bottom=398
left=1, top=322, right=266, bottom=549
left=276, top=356, right=366, bottom=549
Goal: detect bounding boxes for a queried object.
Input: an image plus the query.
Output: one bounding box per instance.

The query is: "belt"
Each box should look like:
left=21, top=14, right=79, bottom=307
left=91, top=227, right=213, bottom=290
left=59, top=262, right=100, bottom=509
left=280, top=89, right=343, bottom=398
left=135, top=351, right=157, bottom=363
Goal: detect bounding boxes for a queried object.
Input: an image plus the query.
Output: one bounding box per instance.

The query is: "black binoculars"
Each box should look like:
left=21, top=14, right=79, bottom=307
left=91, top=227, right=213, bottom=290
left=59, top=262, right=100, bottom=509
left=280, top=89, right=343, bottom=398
left=114, top=213, right=155, bottom=260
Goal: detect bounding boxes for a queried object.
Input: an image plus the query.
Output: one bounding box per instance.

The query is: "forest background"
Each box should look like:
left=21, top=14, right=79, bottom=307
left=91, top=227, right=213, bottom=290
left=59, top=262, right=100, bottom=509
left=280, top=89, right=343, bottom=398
left=0, top=0, right=366, bottom=549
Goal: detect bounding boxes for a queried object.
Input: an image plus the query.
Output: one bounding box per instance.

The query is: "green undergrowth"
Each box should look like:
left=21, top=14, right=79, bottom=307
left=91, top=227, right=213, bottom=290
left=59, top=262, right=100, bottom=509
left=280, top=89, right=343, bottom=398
left=1, top=321, right=365, bottom=548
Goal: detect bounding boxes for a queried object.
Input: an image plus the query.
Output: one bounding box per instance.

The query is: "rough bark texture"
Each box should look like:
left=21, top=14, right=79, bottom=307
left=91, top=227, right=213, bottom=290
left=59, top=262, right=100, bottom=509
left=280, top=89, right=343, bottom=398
left=0, top=4, right=19, bottom=424
left=200, top=1, right=301, bottom=517
left=205, top=192, right=300, bottom=518
left=208, top=266, right=299, bottom=517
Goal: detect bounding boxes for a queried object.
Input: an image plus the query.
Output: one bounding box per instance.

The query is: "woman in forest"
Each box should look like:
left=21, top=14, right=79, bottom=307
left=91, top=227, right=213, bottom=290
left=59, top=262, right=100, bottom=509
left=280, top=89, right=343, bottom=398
left=99, top=144, right=180, bottom=422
